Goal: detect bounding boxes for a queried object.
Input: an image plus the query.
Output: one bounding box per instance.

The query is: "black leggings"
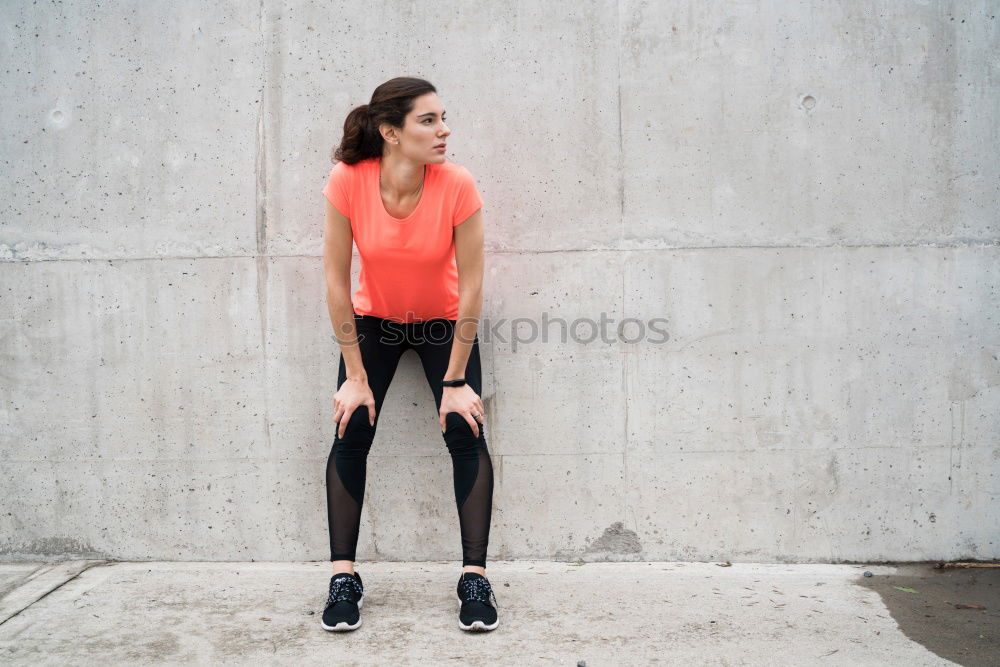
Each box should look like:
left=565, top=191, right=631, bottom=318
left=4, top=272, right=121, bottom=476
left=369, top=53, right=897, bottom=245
left=326, top=314, right=494, bottom=567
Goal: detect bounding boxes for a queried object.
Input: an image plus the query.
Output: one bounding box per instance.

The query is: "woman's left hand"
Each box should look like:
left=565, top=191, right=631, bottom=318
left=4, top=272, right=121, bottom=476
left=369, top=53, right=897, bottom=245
left=439, top=385, right=486, bottom=437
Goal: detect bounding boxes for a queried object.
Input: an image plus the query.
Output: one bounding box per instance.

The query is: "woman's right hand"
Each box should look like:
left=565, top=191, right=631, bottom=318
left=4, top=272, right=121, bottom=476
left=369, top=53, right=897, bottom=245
left=333, top=377, right=376, bottom=439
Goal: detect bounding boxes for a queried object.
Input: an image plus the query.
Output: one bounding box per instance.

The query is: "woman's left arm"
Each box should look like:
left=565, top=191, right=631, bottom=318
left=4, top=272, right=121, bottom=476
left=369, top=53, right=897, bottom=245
left=439, top=209, right=486, bottom=435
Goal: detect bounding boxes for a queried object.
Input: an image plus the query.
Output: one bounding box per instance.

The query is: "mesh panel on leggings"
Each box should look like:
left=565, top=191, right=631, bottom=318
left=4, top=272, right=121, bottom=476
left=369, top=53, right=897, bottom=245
left=325, top=409, right=375, bottom=562
left=444, top=415, right=494, bottom=568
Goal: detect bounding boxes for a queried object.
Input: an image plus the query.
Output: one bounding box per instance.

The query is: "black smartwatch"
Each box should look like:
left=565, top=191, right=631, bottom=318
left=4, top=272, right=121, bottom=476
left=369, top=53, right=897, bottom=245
left=441, top=378, right=467, bottom=387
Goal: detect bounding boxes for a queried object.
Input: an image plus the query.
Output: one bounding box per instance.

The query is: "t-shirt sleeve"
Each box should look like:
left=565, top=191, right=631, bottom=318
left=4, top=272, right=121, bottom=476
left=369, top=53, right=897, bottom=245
left=452, top=166, right=484, bottom=226
left=322, top=161, right=351, bottom=219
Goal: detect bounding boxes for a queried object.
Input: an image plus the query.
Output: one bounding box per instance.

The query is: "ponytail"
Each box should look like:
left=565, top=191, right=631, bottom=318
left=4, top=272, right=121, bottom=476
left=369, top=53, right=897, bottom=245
left=331, top=77, right=437, bottom=165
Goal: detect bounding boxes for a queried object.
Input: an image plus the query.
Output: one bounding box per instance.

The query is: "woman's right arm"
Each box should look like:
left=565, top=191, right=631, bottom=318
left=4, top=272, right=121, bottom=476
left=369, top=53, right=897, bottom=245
left=324, top=199, right=376, bottom=436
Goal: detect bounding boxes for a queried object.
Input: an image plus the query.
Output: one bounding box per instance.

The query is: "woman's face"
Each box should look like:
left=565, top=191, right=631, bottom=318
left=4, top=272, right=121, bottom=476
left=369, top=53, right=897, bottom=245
left=386, top=92, right=451, bottom=164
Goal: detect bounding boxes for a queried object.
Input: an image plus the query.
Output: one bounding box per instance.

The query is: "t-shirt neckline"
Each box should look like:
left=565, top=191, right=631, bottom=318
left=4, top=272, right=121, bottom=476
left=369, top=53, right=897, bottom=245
left=377, top=157, right=427, bottom=223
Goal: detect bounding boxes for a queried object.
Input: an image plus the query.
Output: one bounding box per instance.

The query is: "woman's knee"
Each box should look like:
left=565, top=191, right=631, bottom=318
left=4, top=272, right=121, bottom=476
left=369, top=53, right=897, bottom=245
left=441, top=411, right=486, bottom=446
left=334, top=406, right=377, bottom=452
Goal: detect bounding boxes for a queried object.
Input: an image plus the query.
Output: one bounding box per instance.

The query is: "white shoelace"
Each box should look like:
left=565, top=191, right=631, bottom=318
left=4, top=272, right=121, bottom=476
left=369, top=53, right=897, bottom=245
left=459, top=576, right=498, bottom=609
left=327, top=575, right=362, bottom=607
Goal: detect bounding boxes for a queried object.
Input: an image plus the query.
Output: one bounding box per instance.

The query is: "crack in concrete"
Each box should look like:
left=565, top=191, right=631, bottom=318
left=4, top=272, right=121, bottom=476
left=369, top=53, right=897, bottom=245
left=0, top=560, right=109, bottom=626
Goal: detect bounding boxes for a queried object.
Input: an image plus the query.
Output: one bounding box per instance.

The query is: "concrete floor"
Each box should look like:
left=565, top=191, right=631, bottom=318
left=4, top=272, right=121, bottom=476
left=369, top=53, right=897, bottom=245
left=0, top=560, right=995, bottom=666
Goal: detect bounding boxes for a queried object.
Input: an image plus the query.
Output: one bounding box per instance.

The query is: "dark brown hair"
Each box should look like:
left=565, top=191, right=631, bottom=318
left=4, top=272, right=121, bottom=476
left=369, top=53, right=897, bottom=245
left=331, top=77, right=437, bottom=165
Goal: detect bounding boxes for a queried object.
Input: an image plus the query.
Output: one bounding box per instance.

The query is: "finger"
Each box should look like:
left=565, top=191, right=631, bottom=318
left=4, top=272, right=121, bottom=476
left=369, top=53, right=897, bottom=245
left=366, top=399, right=376, bottom=425
left=333, top=407, right=344, bottom=425
left=463, top=412, right=479, bottom=439
left=477, top=399, right=485, bottom=416
left=339, top=406, right=356, bottom=439
left=439, top=412, right=446, bottom=433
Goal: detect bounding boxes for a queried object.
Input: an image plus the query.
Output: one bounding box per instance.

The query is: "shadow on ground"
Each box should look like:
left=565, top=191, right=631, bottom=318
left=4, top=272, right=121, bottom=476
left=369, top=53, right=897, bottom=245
left=855, top=563, right=999, bottom=667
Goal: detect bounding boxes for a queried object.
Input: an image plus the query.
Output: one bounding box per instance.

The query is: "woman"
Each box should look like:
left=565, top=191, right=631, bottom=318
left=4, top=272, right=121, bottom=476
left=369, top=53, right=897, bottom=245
left=319, top=77, right=498, bottom=633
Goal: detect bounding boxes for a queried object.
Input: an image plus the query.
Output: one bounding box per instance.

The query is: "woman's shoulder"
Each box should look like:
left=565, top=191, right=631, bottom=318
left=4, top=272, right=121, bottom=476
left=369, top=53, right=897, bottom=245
left=328, top=158, right=377, bottom=192
left=430, top=159, right=476, bottom=186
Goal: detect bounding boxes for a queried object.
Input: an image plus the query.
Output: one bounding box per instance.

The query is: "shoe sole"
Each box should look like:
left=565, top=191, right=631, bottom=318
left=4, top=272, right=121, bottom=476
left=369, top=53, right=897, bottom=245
left=457, top=599, right=499, bottom=632
left=320, top=595, right=364, bottom=632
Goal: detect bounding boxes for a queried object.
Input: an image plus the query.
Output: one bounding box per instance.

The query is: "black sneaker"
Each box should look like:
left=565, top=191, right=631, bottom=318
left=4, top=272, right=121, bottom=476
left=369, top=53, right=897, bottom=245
left=456, top=572, right=499, bottom=631
left=321, top=571, right=364, bottom=632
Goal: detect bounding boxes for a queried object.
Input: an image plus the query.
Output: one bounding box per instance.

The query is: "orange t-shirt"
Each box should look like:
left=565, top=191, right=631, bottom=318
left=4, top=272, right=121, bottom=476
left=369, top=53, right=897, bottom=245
left=322, top=156, right=483, bottom=323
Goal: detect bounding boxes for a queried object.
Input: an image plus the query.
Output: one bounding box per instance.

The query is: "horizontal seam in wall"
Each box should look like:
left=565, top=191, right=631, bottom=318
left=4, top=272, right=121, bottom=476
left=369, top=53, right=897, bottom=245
left=2, top=240, right=999, bottom=263
left=0, top=445, right=978, bottom=463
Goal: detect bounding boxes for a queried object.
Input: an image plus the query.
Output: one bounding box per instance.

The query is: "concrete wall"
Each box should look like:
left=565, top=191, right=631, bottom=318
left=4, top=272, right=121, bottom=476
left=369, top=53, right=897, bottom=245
left=1, top=1, right=997, bottom=562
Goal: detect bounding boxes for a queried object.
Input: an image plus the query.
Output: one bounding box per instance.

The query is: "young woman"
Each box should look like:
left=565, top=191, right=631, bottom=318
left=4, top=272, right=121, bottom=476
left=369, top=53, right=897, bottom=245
left=319, top=77, right=498, bottom=633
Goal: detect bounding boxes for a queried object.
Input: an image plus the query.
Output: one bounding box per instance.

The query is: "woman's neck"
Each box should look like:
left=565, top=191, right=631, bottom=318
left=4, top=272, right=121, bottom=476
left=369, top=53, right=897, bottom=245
left=379, top=153, right=425, bottom=199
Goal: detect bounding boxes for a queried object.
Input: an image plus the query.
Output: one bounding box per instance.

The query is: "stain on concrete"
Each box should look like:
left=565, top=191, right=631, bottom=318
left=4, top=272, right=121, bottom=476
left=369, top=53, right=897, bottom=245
left=948, top=349, right=1000, bottom=402
left=79, top=631, right=183, bottom=662
left=585, top=522, right=642, bottom=555
left=855, top=563, right=999, bottom=666
left=0, top=537, right=106, bottom=558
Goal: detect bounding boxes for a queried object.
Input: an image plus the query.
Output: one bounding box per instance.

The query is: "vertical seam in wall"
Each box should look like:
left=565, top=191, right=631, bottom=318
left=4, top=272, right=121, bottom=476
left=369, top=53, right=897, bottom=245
left=255, top=0, right=271, bottom=455
left=495, top=454, right=505, bottom=559
left=617, top=0, right=631, bottom=530
left=616, top=0, right=625, bottom=244
left=622, top=266, right=629, bottom=526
